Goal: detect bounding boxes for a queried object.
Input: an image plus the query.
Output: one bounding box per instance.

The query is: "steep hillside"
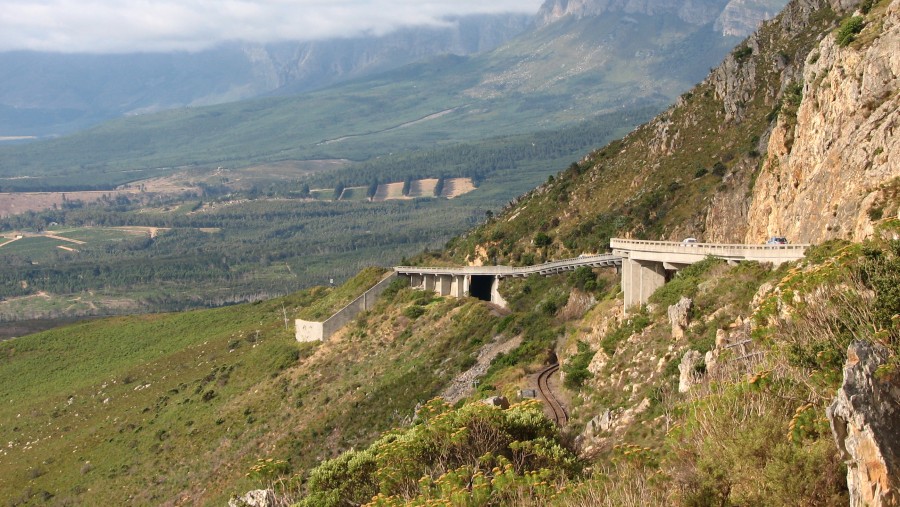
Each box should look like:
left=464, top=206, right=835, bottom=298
left=3, top=1, right=898, bottom=506
left=445, top=0, right=897, bottom=266
left=745, top=0, right=899, bottom=242
left=291, top=232, right=898, bottom=506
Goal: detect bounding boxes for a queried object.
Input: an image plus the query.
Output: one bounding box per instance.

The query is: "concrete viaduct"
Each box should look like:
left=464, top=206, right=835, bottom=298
left=610, top=239, right=807, bottom=309
left=298, top=239, right=808, bottom=341
left=395, top=253, right=622, bottom=307
left=397, top=239, right=808, bottom=311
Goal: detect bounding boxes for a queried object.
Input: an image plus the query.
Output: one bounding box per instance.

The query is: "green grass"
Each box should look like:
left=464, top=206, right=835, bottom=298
left=309, top=188, right=334, bottom=200
left=338, top=186, right=369, bottom=202
left=51, top=227, right=144, bottom=243
left=0, top=236, right=73, bottom=259
left=295, top=267, right=387, bottom=321
left=0, top=273, right=500, bottom=505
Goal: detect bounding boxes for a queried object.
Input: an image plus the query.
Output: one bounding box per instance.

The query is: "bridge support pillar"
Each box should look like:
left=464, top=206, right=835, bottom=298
left=436, top=275, right=453, bottom=296
left=423, top=274, right=436, bottom=292
left=450, top=275, right=466, bottom=298
left=490, top=276, right=509, bottom=309
left=622, top=259, right=665, bottom=313
left=409, top=274, right=424, bottom=289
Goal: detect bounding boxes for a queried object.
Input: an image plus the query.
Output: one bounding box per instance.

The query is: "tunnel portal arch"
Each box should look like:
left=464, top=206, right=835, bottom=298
left=469, top=275, right=494, bottom=302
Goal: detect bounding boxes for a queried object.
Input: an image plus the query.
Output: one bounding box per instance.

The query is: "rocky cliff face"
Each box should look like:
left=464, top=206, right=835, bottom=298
left=745, top=0, right=900, bottom=243
left=828, top=341, right=900, bottom=507
left=266, top=14, right=534, bottom=94
left=536, top=0, right=787, bottom=36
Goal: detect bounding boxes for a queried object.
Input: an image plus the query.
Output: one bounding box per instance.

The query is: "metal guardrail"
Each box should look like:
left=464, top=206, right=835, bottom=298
left=396, top=238, right=808, bottom=279
left=610, top=238, right=808, bottom=253
left=395, top=253, right=622, bottom=277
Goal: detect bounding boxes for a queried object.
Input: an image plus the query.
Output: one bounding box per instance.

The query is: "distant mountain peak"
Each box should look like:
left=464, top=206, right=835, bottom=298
left=536, top=0, right=786, bottom=36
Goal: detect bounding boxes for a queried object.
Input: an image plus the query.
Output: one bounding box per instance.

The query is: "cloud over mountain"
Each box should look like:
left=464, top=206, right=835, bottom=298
left=0, top=0, right=543, bottom=53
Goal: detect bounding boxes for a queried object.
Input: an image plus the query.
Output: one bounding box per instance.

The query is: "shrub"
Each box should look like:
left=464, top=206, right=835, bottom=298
left=733, top=46, right=753, bottom=60
left=403, top=305, right=425, bottom=320
left=298, top=400, right=577, bottom=506
left=649, top=257, right=722, bottom=309
left=563, top=341, right=594, bottom=389
left=836, top=16, right=864, bottom=46
left=712, top=162, right=727, bottom=177
left=534, top=232, right=553, bottom=248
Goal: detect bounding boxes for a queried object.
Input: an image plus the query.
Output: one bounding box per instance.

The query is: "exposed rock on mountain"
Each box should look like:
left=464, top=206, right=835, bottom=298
left=668, top=296, right=693, bottom=339
left=452, top=0, right=894, bottom=265
left=746, top=0, right=900, bottom=243
left=536, top=0, right=787, bottom=36
left=828, top=340, right=900, bottom=507
left=265, top=15, right=534, bottom=94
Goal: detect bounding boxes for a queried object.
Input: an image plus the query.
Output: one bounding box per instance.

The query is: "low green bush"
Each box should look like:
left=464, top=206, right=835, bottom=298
left=836, top=16, right=864, bottom=46
left=563, top=341, right=594, bottom=389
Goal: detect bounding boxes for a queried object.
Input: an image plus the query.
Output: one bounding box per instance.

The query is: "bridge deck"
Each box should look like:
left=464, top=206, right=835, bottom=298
left=610, top=238, right=808, bottom=264
left=395, top=253, right=622, bottom=278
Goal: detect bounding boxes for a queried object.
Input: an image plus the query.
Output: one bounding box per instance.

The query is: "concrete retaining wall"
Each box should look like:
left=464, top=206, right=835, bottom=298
left=295, top=272, right=398, bottom=342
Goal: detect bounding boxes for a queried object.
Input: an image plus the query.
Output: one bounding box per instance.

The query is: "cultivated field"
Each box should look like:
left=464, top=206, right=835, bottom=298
left=442, top=178, right=476, bottom=198
left=0, top=191, right=136, bottom=218
left=370, top=178, right=475, bottom=201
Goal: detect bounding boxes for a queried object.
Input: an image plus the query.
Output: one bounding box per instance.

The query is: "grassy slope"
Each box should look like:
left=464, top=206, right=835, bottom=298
left=0, top=271, right=504, bottom=505
left=294, top=229, right=900, bottom=505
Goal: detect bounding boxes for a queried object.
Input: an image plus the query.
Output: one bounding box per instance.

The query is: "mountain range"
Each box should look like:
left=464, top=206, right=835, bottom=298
left=0, top=14, right=533, bottom=138
left=0, top=0, right=787, bottom=189
left=0, top=0, right=787, bottom=142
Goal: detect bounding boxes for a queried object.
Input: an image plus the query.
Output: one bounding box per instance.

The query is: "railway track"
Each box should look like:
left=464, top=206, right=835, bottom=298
left=536, top=363, right=568, bottom=426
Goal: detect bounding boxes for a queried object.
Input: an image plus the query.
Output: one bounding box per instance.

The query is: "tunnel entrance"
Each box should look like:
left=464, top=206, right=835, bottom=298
left=469, top=275, right=493, bottom=302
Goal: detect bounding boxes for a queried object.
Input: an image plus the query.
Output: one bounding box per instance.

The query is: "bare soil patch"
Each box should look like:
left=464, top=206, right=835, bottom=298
left=409, top=178, right=438, bottom=198
left=374, top=182, right=410, bottom=201
left=0, top=191, right=138, bottom=218
left=442, top=178, right=476, bottom=199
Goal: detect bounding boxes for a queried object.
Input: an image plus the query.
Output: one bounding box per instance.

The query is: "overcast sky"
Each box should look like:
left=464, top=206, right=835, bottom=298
left=0, top=0, right=545, bottom=54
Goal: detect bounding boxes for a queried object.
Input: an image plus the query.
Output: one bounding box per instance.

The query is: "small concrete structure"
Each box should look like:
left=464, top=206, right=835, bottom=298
left=611, top=238, right=807, bottom=312
left=295, top=272, right=397, bottom=342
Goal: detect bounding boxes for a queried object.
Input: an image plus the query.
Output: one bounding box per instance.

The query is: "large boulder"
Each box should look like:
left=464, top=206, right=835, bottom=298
left=668, top=297, right=693, bottom=339
left=228, top=489, right=275, bottom=507
left=482, top=396, right=510, bottom=409
left=678, top=350, right=703, bottom=393
left=827, top=341, right=900, bottom=507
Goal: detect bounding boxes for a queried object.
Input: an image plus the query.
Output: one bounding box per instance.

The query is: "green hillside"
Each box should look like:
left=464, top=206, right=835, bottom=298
left=0, top=270, right=510, bottom=505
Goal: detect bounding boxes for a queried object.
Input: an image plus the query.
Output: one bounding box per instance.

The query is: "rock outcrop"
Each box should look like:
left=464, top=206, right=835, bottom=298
left=536, top=0, right=786, bottom=36
left=678, top=350, right=703, bottom=392
left=668, top=296, right=693, bottom=339
left=229, top=489, right=275, bottom=507
left=745, top=1, right=900, bottom=243
left=827, top=340, right=900, bottom=507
